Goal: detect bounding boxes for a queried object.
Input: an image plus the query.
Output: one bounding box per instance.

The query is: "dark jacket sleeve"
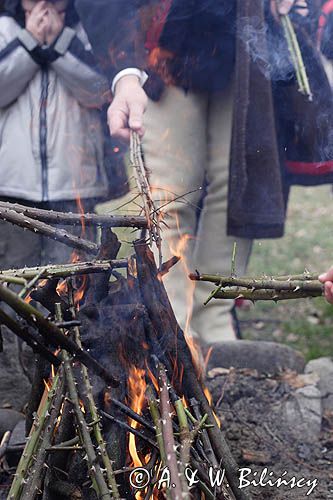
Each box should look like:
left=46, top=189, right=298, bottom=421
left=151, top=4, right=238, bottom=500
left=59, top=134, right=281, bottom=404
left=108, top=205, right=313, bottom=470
left=74, top=0, right=140, bottom=84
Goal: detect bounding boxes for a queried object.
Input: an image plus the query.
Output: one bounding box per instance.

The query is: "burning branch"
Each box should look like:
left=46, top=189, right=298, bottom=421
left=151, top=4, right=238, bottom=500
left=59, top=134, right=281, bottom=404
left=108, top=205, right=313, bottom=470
left=0, top=206, right=99, bottom=255
left=0, top=259, right=128, bottom=281
left=0, top=223, right=258, bottom=499
left=134, top=241, right=251, bottom=500
left=0, top=283, right=119, bottom=387
left=0, top=200, right=148, bottom=228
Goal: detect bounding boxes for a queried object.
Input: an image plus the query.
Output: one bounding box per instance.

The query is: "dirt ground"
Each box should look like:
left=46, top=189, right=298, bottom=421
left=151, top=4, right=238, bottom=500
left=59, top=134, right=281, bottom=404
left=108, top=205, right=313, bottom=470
left=208, top=368, right=333, bottom=500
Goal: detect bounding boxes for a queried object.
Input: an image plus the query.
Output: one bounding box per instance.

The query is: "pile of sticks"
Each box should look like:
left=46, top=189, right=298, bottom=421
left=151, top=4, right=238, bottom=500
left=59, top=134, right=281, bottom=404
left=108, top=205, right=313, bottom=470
left=0, top=201, right=252, bottom=500
left=190, top=272, right=323, bottom=303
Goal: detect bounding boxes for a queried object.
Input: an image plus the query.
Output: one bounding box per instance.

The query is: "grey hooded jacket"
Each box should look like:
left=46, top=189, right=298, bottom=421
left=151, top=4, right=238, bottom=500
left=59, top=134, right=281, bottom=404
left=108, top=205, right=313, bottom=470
left=0, top=15, right=110, bottom=202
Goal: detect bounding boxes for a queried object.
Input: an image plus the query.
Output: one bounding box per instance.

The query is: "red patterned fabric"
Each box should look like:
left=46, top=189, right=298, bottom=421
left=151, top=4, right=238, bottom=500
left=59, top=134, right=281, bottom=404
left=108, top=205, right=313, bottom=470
left=286, top=160, right=333, bottom=175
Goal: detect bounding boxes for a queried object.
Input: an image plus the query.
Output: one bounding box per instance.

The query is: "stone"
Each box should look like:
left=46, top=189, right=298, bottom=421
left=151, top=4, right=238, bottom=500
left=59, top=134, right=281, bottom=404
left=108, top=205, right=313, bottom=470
left=305, top=357, right=333, bottom=413
left=0, top=409, right=24, bottom=440
left=281, top=384, right=322, bottom=443
left=204, top=340, right=306, bottom=374
left=7, top=419, right=26, bottom=468
left=8, top=419, right=26, bottom=447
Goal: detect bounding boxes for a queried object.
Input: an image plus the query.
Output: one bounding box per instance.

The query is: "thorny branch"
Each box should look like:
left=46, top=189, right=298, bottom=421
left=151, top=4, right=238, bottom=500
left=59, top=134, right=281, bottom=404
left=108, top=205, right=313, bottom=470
left=130, top=130, right=163, bottom=267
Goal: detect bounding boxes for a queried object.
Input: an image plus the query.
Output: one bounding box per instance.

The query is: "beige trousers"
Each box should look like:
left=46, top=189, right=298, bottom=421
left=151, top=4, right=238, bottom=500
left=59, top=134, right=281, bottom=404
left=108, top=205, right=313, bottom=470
left=143, top=82, right=252, bottom=343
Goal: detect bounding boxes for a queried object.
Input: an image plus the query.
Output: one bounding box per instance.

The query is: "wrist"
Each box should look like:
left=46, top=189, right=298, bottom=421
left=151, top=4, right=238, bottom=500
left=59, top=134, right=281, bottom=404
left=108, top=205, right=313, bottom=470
left=114, top=74, right=141, bottom=94
left=112, top=69, right=148, bottom=94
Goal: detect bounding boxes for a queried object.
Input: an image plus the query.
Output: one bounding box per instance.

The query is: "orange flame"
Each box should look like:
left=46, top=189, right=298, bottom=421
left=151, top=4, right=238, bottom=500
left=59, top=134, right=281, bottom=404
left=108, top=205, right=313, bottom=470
left=127, top=367, right=147, bottom=469
left=167, top=216, right=205, bottom=379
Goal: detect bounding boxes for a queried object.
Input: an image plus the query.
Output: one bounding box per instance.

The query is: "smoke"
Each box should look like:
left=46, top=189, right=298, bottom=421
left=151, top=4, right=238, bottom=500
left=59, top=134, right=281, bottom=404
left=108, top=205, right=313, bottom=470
left=237, top=15, right=294, bottom=82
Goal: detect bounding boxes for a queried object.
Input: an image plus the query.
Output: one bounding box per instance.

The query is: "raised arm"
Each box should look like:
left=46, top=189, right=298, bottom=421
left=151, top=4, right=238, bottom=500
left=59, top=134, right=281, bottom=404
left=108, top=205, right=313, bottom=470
left=0, top=17, right=40, bottom=107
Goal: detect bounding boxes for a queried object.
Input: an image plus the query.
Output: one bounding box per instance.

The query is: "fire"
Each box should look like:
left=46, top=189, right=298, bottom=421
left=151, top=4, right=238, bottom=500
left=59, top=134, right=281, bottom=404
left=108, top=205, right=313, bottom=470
left=57, top=250, right=87, bottom=307
left=56, top=279, right=68, bottom=297
left=24, top=278, right=48, bottom=303
left=147, top=47, right=175, bottom=86
left=146, top=364, right=159, bottom=392
left=167, top=221, right=205, bottom=379
left=127, top=367, right=147, bottom=469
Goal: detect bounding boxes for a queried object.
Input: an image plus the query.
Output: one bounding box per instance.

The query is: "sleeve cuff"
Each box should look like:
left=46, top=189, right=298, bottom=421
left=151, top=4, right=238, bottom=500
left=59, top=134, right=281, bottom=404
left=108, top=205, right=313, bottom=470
left=54, top=27, right=76, bottom=55
left=111, top=68, right=148, bottom=94
left=17, top=29, right=39, bottom=51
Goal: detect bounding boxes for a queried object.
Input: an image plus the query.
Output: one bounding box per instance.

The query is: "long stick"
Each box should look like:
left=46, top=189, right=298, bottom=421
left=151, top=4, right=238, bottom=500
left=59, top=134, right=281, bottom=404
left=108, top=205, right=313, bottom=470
left=146, top=386, right=167, bottom=464
left=102, top=400, right=155, bottom=433
left=8, top=371, right=61, bottom=499
left=158, top=365, right=188, bottom=500
left=130, top=131, right=162, bottom=266
left=21, top=372, right=65, bottom=500
left=213, top=289, right=322, bottom=301
left=173, top=398, right=194, bottom=495
left=0, top=259, right=128, bottom=281
left=0, top=201, right=148, bottom=228
left=0, top=207, right=98, bottom=254
left=0, top=284, right=119, bottom=387
left=282, top=14, right=312, bottom=100
left=191, top=274, right=323, bottom=305
left=190, top=274, right=323, bottom=292
left=101, top=412, right=158, bottom=449
left=63, top=351, right=112, bottom=500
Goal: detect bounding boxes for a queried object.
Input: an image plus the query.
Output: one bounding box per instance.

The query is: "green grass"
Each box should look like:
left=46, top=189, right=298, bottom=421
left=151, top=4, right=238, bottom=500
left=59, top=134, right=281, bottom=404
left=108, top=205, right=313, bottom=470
left=239, top=185, right=333, bottom=361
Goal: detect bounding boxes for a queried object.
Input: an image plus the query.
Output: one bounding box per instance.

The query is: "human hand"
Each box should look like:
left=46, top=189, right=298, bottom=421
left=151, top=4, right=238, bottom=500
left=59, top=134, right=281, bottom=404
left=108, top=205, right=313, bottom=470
left=44, top=3, right=65, bottom=46
left=270, top=0, right=309, bottom=20
left=319, top=268, right=333, bottom=304
left=25, top=1, right=48, bottom=45
left=107, top=75, right=148, bottom=141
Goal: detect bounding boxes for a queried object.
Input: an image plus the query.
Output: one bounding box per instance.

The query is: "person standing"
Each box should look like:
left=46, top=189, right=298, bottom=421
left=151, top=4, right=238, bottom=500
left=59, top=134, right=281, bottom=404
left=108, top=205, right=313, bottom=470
left=0, top=0, right=110, bottom=268
left=75, top=0, right=311, bottom=349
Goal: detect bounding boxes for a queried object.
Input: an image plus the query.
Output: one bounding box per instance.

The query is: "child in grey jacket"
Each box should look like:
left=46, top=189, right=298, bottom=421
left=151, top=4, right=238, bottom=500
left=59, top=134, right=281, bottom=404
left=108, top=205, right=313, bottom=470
left=0, top=0, right=110, bottom=267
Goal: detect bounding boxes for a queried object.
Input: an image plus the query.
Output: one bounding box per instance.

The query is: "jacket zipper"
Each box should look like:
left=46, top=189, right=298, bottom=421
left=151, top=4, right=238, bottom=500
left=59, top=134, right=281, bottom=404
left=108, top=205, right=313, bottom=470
left=39, top=68, right=49, bottom=202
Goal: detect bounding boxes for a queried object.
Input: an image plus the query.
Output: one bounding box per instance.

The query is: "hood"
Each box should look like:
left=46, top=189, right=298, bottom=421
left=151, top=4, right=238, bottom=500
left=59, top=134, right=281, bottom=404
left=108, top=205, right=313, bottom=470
left=3, top=0, right=79, bottom=27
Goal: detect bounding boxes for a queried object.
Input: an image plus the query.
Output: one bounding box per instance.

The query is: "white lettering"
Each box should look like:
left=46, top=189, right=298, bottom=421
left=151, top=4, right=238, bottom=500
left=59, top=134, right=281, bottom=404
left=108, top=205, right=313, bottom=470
left=238, top=468, right=252, bottom=490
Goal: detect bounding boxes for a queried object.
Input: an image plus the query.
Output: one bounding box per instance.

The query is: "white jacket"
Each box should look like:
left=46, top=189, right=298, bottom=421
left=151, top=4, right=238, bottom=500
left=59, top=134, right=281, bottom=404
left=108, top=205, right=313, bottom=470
left=0, top=16, right=110, bottom=202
